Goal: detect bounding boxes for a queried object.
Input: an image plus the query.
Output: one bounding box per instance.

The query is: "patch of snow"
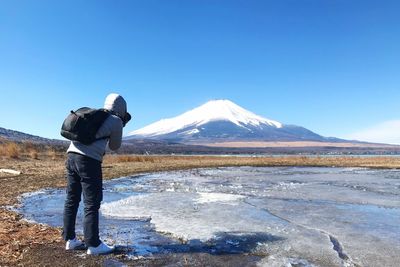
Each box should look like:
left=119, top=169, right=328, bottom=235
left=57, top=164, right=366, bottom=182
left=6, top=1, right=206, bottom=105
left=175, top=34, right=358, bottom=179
left=0, top=168, right=21, bottom=175
left=180, top=128, right=200, bottom=135
left=272, top=182, right=304, bottom=191
left=19, top=190, right=49, bottom=199
left=257, top=256, right=317, bottom=267
left=195, top=192, right=245, bottom=204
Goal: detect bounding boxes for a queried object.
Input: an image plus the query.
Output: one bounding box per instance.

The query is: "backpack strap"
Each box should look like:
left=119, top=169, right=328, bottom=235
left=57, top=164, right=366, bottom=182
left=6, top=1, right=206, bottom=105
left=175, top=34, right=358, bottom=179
left=93, top=109, right=111, bottom=142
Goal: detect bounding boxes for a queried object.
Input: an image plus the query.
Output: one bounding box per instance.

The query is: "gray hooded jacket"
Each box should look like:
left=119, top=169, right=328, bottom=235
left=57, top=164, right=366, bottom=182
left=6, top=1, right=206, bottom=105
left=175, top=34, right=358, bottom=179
left=67, top=93, right=127, bottom=162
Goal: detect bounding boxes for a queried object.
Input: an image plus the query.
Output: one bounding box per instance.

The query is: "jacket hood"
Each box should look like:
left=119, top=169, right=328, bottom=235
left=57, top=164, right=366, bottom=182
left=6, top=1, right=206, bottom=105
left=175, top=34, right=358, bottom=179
left=104, top=93, right=127, bottom=118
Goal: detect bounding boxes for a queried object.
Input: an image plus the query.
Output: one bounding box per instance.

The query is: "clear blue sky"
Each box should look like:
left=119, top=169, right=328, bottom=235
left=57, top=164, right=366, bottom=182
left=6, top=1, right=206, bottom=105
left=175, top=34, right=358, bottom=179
left=1, top=0, right=400, bottom=143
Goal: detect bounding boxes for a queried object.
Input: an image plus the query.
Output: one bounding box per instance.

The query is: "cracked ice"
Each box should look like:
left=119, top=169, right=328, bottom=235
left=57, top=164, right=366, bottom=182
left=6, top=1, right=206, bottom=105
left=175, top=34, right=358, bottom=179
left=17, top=167, right=400, bottom=267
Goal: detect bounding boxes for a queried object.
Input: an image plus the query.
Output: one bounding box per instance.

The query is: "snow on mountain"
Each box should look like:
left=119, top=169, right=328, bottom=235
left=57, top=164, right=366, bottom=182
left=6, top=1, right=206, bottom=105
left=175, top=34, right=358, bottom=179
left=129, top=99, right=282, bottom=138
left=126, top=99, right=328, bottom=143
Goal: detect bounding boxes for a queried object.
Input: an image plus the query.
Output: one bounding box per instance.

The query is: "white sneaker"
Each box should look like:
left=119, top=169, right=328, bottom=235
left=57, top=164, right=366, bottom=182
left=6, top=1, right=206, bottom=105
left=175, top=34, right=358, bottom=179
left=65, top=238, right=84, bottom=250
left=87, top=241, right=115, bottom=255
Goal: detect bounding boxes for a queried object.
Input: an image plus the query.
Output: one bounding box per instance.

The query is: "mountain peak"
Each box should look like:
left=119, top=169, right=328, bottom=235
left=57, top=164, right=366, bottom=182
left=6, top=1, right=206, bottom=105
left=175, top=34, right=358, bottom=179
left=193, top=99, right=282, bottom=128
left=203, top=99, right=236, bottom=106
left=128, top=99, right=282, bottom=138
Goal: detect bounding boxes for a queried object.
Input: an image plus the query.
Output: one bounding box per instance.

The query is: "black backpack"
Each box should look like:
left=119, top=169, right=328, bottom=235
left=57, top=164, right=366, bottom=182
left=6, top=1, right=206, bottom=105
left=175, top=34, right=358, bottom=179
left=61, top=107, right=110, bottom=145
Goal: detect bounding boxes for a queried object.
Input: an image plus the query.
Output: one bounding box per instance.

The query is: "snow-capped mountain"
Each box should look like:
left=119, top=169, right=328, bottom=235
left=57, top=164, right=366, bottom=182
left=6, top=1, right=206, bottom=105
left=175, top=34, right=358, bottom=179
left=126, top=99, right=330, bottom=143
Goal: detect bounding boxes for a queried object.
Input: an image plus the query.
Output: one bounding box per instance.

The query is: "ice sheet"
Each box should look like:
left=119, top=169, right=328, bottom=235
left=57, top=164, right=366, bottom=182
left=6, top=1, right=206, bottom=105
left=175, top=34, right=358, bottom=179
left=17, top=167, right=400, bottom=266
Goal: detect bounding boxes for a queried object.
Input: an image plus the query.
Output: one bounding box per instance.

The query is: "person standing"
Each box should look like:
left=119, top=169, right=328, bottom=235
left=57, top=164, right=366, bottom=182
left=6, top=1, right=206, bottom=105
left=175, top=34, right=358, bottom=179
left=62, top=93, right=131, bottom=255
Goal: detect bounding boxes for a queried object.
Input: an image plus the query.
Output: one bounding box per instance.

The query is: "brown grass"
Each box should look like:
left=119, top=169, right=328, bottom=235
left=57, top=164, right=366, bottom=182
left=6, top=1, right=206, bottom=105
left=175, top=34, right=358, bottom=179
left=29, top=150, right=39, bottom=160
left=28, top=148, right=39, bottom=160
left=105, top=154, right=156, bottom=163
left=0, top=141, right=65, bottom=161
left=47, top=149, right=58, bottom=160
left=0, top=142, right=20, bottom=159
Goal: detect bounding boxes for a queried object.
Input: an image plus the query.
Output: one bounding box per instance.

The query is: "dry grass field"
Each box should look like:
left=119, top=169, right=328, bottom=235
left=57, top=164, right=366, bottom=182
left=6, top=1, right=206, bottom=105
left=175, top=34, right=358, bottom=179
left=1, top=141, right=400, bottom=266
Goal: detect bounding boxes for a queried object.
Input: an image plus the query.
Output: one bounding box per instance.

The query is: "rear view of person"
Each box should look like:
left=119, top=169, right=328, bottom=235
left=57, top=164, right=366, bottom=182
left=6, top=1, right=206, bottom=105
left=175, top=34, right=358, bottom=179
left=62, top=93, right=131, bottom=255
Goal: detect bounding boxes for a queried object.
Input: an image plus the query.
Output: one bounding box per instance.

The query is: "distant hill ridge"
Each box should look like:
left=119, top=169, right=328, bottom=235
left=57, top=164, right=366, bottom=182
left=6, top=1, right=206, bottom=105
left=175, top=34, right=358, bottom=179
left=1, top=125, right=399, bottom=155
left=0, top=126, right=65, bottom=145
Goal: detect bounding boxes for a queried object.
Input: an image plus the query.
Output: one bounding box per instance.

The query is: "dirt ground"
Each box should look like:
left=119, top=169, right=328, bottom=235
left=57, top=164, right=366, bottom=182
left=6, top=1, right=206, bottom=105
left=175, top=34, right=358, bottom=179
left=1, top=154, right=400, bottom=266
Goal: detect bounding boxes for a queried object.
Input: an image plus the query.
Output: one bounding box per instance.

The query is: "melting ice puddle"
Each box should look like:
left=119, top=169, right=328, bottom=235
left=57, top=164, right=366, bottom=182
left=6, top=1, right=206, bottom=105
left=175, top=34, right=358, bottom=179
left=17, top=167, right=400, bottom=267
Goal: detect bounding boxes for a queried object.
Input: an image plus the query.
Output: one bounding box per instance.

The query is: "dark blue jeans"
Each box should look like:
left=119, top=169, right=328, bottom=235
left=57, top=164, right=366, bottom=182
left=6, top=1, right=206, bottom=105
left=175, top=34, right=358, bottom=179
left=63, top=152, right=102, bottom=247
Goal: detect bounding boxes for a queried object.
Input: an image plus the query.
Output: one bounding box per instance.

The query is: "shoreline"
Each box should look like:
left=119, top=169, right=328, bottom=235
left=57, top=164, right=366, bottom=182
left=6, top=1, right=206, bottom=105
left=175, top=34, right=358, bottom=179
left=1, top=154, right=400, bottom=266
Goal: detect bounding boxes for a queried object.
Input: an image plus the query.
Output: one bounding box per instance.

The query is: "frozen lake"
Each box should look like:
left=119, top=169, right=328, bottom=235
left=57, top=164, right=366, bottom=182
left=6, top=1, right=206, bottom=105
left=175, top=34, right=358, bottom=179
left=18, top=167, right=400, bottom=267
